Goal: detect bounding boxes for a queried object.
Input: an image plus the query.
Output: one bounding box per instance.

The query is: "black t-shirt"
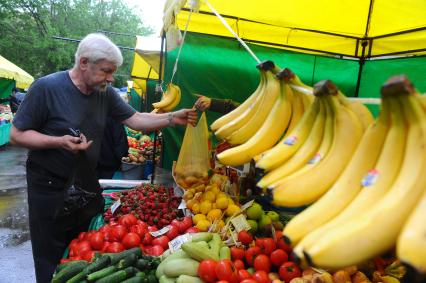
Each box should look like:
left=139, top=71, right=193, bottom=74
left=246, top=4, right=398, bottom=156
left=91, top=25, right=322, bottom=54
left=13, top=71, right=136, bottom=179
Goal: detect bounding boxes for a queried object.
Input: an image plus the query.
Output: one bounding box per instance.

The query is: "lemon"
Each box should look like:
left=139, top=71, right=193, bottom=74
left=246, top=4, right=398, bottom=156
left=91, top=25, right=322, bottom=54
left=227, top=198, right=235, bottom=205
left=186, top=198, right=196, bottom=210
left=217, top=219, right=225, bottom=229
left=183, top=190, right=194, bottom=201
left=215, top=197, right=229, bottom=210
left=217, top=192, right=227, bottom=199
left=202, top=191, right=216, bottom=202
left=192, top=202, right=200, bottom=214
left=193, top=214, right=207, bottom=225
left=226, top=204, right=240, bottom=216
left=196, top=219, right=212, bottom=232
left=211, top=185, right=221, bottom=195
left=207, top=209, right=222, bottom=222
left=200, top=200, right=212, bottom=215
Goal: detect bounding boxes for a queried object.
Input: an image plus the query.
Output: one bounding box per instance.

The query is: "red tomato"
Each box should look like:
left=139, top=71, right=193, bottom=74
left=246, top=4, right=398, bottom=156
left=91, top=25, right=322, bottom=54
left=230, top=247, right=245, bottom=261
left=180, top=217, right=193, bottom=233
left=80, top=250, right=96, bottom=262
left=60, top=258, right=72, bottom=264
left=68, top=239, right=79, bottom=251
left=129, top=224, right=147, bottom=238
left=252, top=270, right=270, bottom=283
left=238, top=231, right=253, bottom=245
left=257, top=238, right=276, bottom=255
left=215, top=260, right=238, bottom=283
left=279, top=261, right=302, bottom=282
left=198, top=260, right=218, bottom=283
left=166, top=225, right=179, bottom=240
left=142, top=233, right=153, bottom=245
left=118, top=214, right=138, bottom=227
left=78, top=232, right=87, bottom=241
left=233, top=259, right=245, bottom=270
left=146, top=245, right=164, bottom=256
left=136, top=220, right=148, bottom=230
left=101, top=242, right=110, bottom=253
left=105, top=242, right=125, bottom=253
left=122, top=232, right=141, bottom=249
left=275, top=231, right=292, bottom=253
left=152, top=235, right=170, bottom=250
left=245, top=246, right=261, bottom=266
left=238, top=269, right=252, bottom=281
left=185, top=227, right=200, bottom=233
left=216, top=281, right=230, bottom=283
left=76, top=240, right=91, bottom=256
left=270, top=249, right=288, bottom=266
left=240, top=280, right=257, bottom=283
left=148, top=226, right=158, bottom=232
left=253, top=254, right=271, bottom=273
left=84, top=231, right=95, bottom=242
left=89, top=231, right=104, bottom=250
left=109, top=225, right=127, bottom=242
left=98, top=224, right=111, bottom=234
left=171, top=219, right=182, bottom=232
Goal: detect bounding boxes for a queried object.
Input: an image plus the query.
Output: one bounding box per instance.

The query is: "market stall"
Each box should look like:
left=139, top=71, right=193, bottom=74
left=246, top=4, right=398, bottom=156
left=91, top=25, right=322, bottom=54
left=50, top=1, right=426, bottom=283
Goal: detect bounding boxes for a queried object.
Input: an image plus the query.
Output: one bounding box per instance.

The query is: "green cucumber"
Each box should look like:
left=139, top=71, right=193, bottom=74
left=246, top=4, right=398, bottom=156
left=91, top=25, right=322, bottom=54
left=94, top=270, right=127, bottom=283
left=105, top=247, right=142, bottom=264
left=163, top=258, right=199, bottom=278
left=176, top=275, right=204, bottom=283
left=84, top=255, right=111, bottom=274
left=181, top=242, right=219, bottom=261
left=208, top=234, right=221, bottom=257
left=55, top=260, right=87, bottom=273
left=121, top=277, right=143, bottom=283
left=116, top=253, right=137, bottom=269
left=52, top=261, right=89, bottom=283
left=87, top=266, right=117, bottom=282
left=219, top=246, right=231, bottom=260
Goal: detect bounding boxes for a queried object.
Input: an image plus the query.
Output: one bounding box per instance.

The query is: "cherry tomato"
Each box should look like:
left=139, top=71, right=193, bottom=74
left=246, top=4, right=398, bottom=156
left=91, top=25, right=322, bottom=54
left=257, top=238, right=276, bottom=255
left=238, top=231, right=253, bottom=245
left=230, top=246, right=245, bottom=261
left=253, top=254, right=271, bottom=273
left=245, top=246, right=261, bottom=266
left=275, top=231, right=292, bottom=253
left=279, top=261, right=302, bottom=282
left=233, top=259, right=245, bottom=270
left=122, top=232, right=141, bottom=249
left=252, top=270, right=270, bottom=283
left=215, top=259, right=238, bottom=283
left=198, top=260, right=218, bottom=283
left=238, top=269, right=252, bottom=281
left=270, top=249, right=288, bottom=266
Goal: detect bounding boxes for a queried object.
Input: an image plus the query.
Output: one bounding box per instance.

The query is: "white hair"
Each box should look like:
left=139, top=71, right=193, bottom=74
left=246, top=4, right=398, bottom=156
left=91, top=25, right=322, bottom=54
left=74, top=33, right=123, bottom=67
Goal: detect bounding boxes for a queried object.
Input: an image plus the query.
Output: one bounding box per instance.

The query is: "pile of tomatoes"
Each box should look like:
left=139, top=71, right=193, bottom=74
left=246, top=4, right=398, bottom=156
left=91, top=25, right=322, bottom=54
left=103, top=184, right=181, bottom=228
left=197, top=230, right=302, bottom=283
left=65, top=214, right=196, bottom=262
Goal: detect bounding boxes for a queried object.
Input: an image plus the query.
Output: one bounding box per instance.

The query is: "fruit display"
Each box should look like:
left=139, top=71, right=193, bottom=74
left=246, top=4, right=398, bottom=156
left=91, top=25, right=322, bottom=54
left=103, top=184, right=180, bottom=228
left=152, top=83, right=181, bottom=113
left=123, top=134, right=161, bottom=164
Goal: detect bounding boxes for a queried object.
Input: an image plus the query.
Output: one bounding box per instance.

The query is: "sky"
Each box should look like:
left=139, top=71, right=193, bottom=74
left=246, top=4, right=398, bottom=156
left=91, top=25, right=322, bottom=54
left=124, top=0, right=167, bottom=36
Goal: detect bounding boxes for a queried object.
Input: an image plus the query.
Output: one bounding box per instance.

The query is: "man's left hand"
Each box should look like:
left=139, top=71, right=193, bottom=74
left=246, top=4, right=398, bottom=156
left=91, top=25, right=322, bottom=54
left=172, top=108, right=198, bottom=126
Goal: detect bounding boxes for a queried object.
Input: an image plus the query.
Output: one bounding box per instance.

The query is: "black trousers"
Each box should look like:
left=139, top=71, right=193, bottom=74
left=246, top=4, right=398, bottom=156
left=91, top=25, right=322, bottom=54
left=26, top=164, right=102, bottom=283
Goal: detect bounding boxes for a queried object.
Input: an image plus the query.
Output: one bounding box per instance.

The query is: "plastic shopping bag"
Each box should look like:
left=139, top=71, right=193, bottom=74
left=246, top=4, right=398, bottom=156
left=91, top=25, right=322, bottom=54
left=174, top=112, right=211, bottom=189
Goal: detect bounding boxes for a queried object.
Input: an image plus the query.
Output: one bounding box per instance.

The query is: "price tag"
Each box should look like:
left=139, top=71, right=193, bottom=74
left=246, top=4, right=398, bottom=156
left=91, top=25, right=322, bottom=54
left=110, top=199, right=121, bottom=214
left=231, top=214, right=251, bottom=233
left=240, top=200, right=254, bottom=212
left=178, top=200, right=187, bottom=209
left=150, top=225, right=171, bottom=237
left=168, top=233, right=192, bottom=252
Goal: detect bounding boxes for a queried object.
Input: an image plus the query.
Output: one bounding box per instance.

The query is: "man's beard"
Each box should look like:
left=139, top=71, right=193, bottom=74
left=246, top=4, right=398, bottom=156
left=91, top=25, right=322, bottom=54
left=92, top=83, right=108, bottom=93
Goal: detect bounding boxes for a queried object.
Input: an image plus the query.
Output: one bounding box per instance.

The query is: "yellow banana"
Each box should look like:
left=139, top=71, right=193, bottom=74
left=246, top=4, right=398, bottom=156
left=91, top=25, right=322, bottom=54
left=284, top=88, right=305, bottom=136
left=255, top=95, right=320, bottom=171
left=271, top=80, right=364, bottom=207
left=257, top=98, right=326, bottom=189
left=217, top=73, right=291, bottom=166
left=226, top=70, right=281, bottom=145
left=210, top=69, right=265, bottom=132
left=286, top=96, right=393, bottom=248
left=152, top=83, right=179, bottom=109
left=397, top=189, right=426, bottom=274
left=338, top=91, right=374, bottom=131
left=304, top=76, right=426, bottom=269
left=214, top=71, right=266, bottom=140
left=161, top=86, right=182, bottom=112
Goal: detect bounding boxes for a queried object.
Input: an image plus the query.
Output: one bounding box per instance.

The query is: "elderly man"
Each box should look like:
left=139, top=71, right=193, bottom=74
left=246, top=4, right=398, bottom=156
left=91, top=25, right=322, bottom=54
left=10, top=33, right=197, bottom=282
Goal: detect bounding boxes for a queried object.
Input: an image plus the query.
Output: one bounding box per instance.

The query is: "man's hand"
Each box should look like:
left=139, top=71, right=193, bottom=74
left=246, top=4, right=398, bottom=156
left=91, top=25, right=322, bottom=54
left=194, top=96, right=212, bottom=111
left=60, top=133, right=93, bottom=153
left=172, top=108, right=198, bottom=126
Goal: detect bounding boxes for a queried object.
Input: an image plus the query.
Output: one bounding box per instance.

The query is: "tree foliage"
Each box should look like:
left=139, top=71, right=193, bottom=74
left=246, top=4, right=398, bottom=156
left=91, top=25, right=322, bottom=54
left=0, top=0, right=154, bottom=87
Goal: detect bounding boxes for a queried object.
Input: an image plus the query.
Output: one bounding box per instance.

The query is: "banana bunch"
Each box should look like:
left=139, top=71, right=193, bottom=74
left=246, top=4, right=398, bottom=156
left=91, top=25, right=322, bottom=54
left=152, top=83, right=181, bottom=112
left=216, top=63, right=293, bottom=166
left=285, top=76, right=426, bottom=273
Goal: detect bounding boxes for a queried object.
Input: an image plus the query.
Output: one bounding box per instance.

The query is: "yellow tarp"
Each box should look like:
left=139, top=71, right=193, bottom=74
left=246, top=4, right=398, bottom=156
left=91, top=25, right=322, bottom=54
left=172, top=0, right=426, bottom=58
left=0, top=55, right=34, bottom=89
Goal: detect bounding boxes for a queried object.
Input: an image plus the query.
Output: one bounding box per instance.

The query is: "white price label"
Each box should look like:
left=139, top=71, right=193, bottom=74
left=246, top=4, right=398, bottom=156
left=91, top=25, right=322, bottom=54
left=178, top=200, right=187, bottom=210
left=110, top=199, right=121, bottom=214
left=168, top=233, right=192, bottom=252
left=231, top=214, right=251, bottom=233
left=150, top=225, right=171, bottom=237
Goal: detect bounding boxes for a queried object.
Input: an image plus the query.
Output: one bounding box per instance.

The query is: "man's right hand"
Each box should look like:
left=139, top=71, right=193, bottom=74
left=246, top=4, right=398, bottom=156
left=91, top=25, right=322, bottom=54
left=61, top=133, right=92, bottom=153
